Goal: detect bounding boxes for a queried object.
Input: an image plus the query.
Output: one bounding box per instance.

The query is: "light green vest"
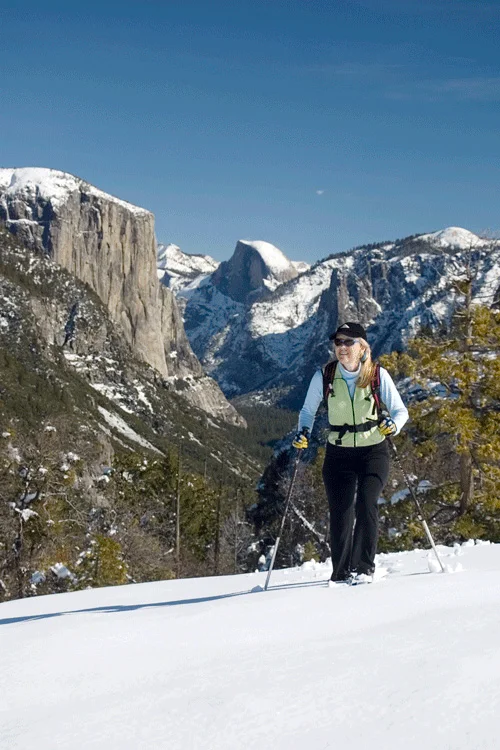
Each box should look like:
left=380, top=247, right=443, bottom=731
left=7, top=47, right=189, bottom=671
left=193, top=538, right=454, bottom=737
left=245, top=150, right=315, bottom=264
left=327, top=371, right=384, bottom=448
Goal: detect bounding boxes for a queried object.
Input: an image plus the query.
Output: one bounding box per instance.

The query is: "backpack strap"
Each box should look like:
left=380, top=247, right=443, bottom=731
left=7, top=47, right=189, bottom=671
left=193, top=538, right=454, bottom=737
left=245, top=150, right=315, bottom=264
left=322, top=360, right=337, bottom=406
left=370, top=363, right=382, bottom=419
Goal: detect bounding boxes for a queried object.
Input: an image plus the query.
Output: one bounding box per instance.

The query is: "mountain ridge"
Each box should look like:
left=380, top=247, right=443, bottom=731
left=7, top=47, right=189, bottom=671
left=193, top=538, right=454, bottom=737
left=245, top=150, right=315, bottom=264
left=168, top=227, right=500, bottom=407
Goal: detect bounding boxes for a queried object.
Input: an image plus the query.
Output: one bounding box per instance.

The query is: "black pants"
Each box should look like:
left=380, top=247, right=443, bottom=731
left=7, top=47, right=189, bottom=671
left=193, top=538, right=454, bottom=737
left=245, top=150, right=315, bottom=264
left=322, top=440, right=390, bottom=577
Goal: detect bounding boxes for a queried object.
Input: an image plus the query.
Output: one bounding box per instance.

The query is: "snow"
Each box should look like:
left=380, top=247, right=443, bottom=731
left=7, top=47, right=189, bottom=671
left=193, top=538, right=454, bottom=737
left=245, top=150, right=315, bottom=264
left=389, top=479, right=432, bottom=504
left=97, top=406, right=163, bottom=455
left=249, top=258, right=338, bottom=338
left=419, top=227, right=486, bottom=250
left=50, top=563, right=73, bottom=580
left=174, top=272, right=213, bottom=295
left=184, top=285, right=245, bottom=362
left=157, top=243, right=218, bottom=275
left=206, top=417, right=221, bottom=430
left=157, top=243, right=182, bottom=269
left=91, top=384, right=134, bottom=413
left=157, top=243, right=219, bottom=292
left=133, top=383, right=153, bottom=412
left=1, top=542, right=500, bottom=749
left=0, top=167, right=150, bottom=215
left=241, top=255, right=347, bottom=369
left=473, top=260, right=500, bottom=305
left=30, top=571, right=45, bottom=585
left=239, top=239, right=295, bottom=275
left=62, top=354, right=156, bottom=418
left=17, top=508, right=38, bottom=522
left=292, top=260, right=310, bottom=274
left=156, top=241, right=307, bottom=299
left=0, top=168, right=77, bottom=209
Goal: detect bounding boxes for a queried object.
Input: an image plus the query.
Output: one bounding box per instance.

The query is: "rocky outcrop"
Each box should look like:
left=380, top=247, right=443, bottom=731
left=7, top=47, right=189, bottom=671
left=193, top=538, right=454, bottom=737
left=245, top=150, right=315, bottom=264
left=0, top=168, right=244, bottom=425
left=211, top=240, right=298, bottom=303
left=0, top=168, right=170, bottom=373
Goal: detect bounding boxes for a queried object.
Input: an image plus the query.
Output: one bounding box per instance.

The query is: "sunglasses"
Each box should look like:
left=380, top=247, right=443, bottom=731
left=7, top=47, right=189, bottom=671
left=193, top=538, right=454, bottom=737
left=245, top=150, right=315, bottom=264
left=333, top=337, right=359, bottom=347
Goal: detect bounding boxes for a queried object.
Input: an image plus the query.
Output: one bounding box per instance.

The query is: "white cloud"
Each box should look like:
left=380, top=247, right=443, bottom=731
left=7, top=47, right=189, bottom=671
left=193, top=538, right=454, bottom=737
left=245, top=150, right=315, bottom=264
left=316, top=190, right=325, bottom=196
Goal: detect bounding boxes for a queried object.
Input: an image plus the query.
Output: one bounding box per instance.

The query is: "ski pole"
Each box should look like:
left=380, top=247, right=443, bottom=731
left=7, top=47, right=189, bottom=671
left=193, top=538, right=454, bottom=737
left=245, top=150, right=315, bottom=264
left=387, top=437, right=446, bottom=573
left=264, top=450, right=302, bottom=591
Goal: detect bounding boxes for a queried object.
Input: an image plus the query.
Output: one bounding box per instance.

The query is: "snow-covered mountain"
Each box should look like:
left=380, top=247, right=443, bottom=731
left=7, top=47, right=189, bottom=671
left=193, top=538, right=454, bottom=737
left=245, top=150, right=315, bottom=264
left=176, top=227, right=500, bottom=405
left=0, top=167, right=243, bottom=424
left=419, top=226, right=487, bottom=249
left=157, top=242, right=219, bottom=292
left=3, top=540, right=499, bottom=749
left=211, top=239, right=300, bottom=303
left=157, top=239, right=307, bottom=302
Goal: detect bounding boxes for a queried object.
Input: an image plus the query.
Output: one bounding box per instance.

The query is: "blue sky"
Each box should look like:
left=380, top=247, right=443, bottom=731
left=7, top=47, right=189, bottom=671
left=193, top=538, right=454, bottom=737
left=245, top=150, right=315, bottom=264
left=1, top=0, right=500, bottom=263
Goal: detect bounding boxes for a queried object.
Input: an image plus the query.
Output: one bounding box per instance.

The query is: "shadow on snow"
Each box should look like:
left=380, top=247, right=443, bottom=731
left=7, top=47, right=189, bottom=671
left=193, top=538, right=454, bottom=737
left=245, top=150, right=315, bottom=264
left=0, top=570, right=435, bottom=627
left=0, top=579, right=325, bottom=627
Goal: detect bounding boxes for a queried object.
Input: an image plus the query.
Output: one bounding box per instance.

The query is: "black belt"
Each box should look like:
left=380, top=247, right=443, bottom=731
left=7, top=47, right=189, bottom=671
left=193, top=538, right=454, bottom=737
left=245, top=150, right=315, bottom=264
left=329, top=421, right=377, bottom=445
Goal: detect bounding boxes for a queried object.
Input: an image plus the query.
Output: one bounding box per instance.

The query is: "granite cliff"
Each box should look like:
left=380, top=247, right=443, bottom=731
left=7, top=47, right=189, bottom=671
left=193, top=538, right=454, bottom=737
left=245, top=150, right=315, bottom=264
left=0, top=168, right=243, bottom=425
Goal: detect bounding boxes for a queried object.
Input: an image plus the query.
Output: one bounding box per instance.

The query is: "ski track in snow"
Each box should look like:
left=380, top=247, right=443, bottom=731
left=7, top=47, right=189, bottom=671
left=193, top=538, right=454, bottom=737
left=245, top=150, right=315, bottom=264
left=1, top=543, right=500, bottom=749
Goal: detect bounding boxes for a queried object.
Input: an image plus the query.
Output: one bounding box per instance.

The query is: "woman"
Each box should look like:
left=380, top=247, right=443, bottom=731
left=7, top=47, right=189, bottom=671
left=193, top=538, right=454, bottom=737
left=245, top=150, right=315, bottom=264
left=292, top=322, right=409, bottom=583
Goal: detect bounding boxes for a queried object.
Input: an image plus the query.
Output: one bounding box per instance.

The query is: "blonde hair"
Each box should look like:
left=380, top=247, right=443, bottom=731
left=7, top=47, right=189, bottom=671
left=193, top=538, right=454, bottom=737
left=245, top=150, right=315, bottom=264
left=357, top=338, right=376, bottom=389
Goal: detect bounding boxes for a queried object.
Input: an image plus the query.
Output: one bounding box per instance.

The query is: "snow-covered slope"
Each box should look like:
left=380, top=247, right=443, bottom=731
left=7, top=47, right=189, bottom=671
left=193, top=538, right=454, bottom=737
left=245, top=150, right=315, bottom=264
left=2, top=541, right=499, bottom=749
left=0, top=167, right=149, bottom=214
left=420, top=226, right=488, bottom=250
left=291, top=259, right=310, bottom=274
left=157, top=242, right=219, bottom=292
left=179, top=228, right=500, bottom=403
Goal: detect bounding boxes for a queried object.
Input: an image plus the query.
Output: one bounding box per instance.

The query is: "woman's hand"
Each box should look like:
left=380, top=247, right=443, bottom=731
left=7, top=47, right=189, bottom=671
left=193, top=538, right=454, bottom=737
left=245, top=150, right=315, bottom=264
left=378, top=416, right=397, bottom=436
left=292, top=427, right=309, bottom=449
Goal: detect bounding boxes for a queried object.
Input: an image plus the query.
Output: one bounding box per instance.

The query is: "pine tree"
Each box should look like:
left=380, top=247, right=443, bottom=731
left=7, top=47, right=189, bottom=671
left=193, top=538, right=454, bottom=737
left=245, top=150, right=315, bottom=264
left=74, top=535, right=128, bottom=589
left=381, top=299, right=500, bottom=542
